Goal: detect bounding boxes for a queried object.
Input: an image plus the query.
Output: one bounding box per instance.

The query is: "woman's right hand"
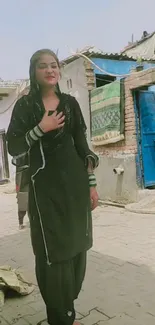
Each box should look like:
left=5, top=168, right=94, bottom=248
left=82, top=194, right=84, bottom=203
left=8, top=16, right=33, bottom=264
left=39, top=111, right=65, bottom=133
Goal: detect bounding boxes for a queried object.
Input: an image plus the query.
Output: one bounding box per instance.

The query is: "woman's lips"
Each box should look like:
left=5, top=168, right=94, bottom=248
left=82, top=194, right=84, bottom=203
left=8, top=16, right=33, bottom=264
left=45, top=76, right=54, bottom=81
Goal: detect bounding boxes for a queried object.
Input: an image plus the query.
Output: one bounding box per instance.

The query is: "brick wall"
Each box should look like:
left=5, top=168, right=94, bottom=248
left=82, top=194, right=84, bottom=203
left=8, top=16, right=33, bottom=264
left=90, top=67, right=155, bottom=156
left=84, top=59, right=95, bottom=90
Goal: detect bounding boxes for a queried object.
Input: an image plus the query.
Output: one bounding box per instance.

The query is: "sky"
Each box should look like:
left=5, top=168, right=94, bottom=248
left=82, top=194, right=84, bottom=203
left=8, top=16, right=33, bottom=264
left=0, top=0, right=155, bottom=80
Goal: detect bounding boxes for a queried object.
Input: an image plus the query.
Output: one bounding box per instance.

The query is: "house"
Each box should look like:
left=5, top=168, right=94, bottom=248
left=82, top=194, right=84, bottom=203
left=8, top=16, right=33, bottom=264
left=97, top=67, right=155, bottom=204
left=59, top=46, right=155, bottom=203
left=0, top=79, right=29, bottom=183
left=59, top=46, right=155, bottom=142
left=121, top=31, right=155, bottom=60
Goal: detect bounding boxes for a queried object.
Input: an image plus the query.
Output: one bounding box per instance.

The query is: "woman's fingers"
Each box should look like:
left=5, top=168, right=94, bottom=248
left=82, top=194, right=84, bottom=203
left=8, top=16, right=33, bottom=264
left=57, top=122, right=65, bottom=128
left=58, top=115, right=65, bottom=124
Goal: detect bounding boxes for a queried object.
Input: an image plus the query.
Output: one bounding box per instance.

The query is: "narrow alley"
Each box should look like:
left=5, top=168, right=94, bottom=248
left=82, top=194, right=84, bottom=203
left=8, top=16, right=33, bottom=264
left=0, top=192, right=155, bottom=324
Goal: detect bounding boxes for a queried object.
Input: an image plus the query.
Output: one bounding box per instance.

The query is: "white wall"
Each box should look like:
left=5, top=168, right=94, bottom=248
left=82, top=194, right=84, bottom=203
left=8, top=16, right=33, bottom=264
left=0, top=81, right=28, bottom=180
left=59, top=58, right=91, bottom=141
left=0, top=90, right=19, bottom=180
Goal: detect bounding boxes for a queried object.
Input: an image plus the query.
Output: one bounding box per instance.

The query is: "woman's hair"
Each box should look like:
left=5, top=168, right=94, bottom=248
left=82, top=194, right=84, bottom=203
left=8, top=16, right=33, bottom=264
left=29, top=49, right=60, bottom=95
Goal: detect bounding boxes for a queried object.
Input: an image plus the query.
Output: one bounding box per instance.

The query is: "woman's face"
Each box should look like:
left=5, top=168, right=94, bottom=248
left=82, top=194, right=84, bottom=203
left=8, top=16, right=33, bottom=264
left=35, top=54, right=60, bottom=87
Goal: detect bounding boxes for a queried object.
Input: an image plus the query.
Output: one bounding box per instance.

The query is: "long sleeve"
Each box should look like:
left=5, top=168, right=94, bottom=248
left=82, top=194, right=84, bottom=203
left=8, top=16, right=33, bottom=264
left=7, top=98, right=31, bottom=157
left=7, top=96, right=44, bottom=167
left=71, top=97, right=99, bottom=170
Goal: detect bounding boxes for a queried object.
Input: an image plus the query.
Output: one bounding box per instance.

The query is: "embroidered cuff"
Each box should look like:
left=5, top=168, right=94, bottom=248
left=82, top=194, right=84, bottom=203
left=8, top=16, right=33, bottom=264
left=88, top=173, right=97, bottom=187
left=26, top=125, right=44, bottom=147
left=85, top=154, right=99, bottom=170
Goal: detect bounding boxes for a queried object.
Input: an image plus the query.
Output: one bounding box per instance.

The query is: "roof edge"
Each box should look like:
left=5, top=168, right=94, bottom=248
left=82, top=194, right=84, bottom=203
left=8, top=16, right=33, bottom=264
left=61, top=49, right=155, bottom=66
left=121, top=31, right=155, bottom=54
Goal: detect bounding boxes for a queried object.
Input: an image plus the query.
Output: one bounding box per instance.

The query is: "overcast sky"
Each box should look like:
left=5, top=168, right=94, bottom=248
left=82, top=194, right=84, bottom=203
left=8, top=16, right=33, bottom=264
left=0, top=0, right=155, bottom=80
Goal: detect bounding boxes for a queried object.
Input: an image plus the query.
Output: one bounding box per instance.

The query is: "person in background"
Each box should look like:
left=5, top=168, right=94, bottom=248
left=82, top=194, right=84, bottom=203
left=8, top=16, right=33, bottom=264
left=7, top=49, right=99, bottom=325
left=16, top=167, right=28, bottom=229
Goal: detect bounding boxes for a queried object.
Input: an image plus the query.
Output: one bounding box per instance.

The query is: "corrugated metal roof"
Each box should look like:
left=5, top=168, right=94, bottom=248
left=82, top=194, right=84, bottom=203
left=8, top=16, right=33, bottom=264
left=61, top=46, right=155, bottom=64
left=122, top=32, right=155, bottom=53
left=121, top=32, right=155, bottom=60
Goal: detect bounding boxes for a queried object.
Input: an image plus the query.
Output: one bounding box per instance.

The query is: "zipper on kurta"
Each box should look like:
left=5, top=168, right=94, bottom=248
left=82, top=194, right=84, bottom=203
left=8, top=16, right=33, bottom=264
left=31, top=140, right=52, bottom=266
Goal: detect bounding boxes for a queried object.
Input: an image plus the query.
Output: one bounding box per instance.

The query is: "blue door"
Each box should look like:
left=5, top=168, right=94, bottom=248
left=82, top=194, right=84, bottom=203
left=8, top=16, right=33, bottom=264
left=139, top=91, right=155, bottom=187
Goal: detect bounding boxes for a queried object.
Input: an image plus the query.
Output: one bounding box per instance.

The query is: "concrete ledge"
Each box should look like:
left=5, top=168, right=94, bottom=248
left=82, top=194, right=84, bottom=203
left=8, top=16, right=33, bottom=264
left=125, top=194, right=155, bottom=214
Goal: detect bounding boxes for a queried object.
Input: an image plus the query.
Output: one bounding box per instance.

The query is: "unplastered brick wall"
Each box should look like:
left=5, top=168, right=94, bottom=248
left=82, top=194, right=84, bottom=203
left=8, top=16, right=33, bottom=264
left=92, top=67, right=155, bottom=156
left=84, top=59, right=95, bottom=90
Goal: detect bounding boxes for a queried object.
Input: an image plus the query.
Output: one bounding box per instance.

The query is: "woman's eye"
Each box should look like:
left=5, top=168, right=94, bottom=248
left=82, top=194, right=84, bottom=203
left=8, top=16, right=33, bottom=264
left=51, top=64, right=57, bottom=69
left=37, top=63, right=58, bottom=69
left=38, top=64, right=46, bottom=69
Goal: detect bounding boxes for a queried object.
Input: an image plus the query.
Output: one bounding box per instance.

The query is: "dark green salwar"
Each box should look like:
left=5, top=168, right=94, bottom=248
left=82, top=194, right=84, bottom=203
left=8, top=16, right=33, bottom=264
left=36, top=250, right=86, bottom=325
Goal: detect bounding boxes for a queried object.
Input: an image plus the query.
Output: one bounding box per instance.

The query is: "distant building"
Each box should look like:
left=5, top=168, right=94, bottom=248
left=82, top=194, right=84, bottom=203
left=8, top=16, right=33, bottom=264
left=0, top=80, right=29, bottom=182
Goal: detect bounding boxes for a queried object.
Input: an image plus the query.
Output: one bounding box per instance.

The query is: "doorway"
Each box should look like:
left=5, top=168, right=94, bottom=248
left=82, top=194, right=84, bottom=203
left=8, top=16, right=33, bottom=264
left=136, top=91, right=155, bottom=187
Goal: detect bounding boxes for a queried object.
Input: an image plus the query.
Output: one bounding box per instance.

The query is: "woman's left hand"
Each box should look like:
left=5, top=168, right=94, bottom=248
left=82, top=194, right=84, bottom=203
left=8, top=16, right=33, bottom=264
left=90, top=187, right=99, bottom=210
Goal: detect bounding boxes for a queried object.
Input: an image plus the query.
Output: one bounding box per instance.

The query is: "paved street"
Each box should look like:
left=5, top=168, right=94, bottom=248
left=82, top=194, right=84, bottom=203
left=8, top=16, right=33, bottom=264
left=0, top=192, right=155, bottom=324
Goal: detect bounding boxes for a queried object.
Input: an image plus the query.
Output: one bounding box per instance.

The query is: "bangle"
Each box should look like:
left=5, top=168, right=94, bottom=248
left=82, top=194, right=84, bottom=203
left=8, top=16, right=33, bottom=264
left=88, top=173, right=97, bottom=187
left=26, top=124, right=44, bottom=147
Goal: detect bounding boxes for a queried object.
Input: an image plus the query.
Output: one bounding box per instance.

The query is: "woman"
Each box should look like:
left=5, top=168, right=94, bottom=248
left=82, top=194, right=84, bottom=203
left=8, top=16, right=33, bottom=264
left=7, top=49, right=99, bottom=325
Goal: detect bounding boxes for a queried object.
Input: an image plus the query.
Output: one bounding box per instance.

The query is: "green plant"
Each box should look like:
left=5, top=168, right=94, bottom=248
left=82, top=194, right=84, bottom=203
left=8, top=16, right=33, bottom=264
left=137, top=56, right=143, bottom=65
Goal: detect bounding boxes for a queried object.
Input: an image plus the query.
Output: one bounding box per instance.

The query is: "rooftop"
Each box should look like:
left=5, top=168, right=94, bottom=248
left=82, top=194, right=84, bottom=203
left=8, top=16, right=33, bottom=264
left=121, top=31, right=155, bottom=60
left=0, top=79, right=29, bottom=97
left=0, top=79, right=28, bottom=88
left=61, top=45, right=155, bottom=65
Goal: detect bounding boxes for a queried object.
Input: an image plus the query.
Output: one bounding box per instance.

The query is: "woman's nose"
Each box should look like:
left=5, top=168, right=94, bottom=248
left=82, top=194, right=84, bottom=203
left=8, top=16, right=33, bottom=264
left=46, top=66, right=53, bottom=73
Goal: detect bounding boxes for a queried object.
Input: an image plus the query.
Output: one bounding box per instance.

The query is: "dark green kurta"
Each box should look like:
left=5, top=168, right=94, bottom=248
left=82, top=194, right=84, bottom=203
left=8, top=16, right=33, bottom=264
left=7, top=92, right=99, bottom=325
left=7, top=93, right=99, bottom=265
